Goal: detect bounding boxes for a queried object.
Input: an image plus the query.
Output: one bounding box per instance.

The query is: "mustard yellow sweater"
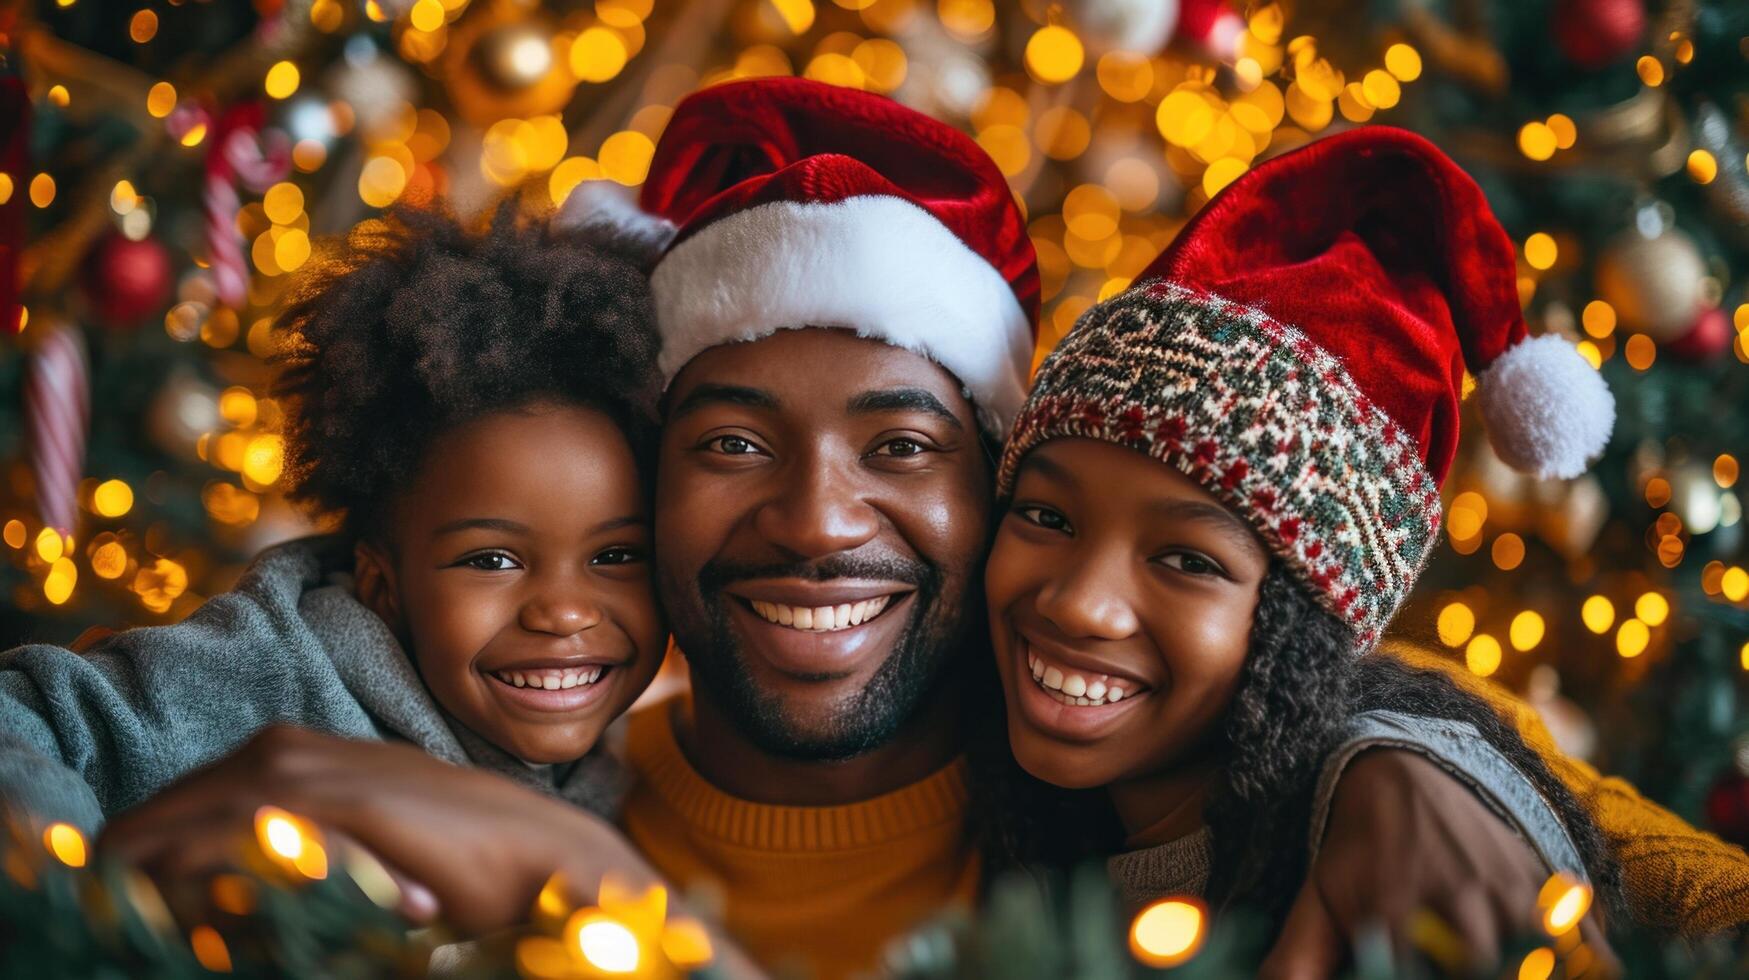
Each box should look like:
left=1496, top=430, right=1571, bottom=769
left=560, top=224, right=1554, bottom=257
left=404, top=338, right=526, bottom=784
left=1388, top=641, right=1749, bottom=936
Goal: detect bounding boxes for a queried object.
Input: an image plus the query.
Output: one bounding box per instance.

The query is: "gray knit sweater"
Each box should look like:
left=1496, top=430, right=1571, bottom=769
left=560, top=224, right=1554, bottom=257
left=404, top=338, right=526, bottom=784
left=0, top=536, right=623, bottom=834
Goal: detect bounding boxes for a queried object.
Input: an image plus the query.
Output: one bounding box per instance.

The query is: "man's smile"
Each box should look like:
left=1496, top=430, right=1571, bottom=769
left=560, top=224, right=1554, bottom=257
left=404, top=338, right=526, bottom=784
left=721, top=580, right=919, bottom=678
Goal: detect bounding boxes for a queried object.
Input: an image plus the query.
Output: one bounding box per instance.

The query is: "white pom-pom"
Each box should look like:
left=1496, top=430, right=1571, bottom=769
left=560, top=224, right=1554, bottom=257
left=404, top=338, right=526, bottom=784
left=1476, top=333, right=1614, bottom=480
left=552, top=180, right=676, bottom=261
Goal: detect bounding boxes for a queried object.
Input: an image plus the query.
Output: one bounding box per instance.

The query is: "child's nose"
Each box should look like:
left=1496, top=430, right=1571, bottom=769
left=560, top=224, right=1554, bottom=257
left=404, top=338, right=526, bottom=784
left=1035, top=552, right=1140, bottom=640
left=518, top=594, right=605, bottom=636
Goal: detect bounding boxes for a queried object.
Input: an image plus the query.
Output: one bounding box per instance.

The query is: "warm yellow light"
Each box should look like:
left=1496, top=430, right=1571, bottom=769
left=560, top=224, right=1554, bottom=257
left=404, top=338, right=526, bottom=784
left=1581, top=300, right=1616, bottom=338
left=1546, top=113, right=1577, bottom=149
left=1636, top=55, right=1664, bottom=86
left=43, top=822, right=87, bottom=867
left=977, top=125, right=1029, bottom=178
left=92, top=540, right=128, bottom=579
left=1203, top=158, right=1247, bottom=197
left=243, top=434, right=286, bottom=486
left=29, top=173, right=56, bottom=208
left=1635, top=592, right=1670, bottom=627
left=1616, top=619, right=1650, bottom=658
left=130, top=8, right=159, bottom=42
left=1539, top=876, right=1592, bottom=935
left=47, top=85, right=70, bottom=108
left=0, top=173, right=11, bottom=205
left=1721, top=566, right=1749, bottom=602
left=260, top=812, right=304, bottom=860
left=1741, top=641, right=1749, bottom=672
left=768, top=0, right=815, bottom=34
left=1384, top=43, right=1422, bottom=81
left=93, top=479, right=134, bottom=518
left=852, top=38, right=907, bottom=92
left=110, top=179, right=139, bottom=215
left=44, top=558, right=76, bottom=605
left=1436, top=602, right=1475, bottom=647
left=570, top=26, right=629, bottom=83
left=147, top=81, right=177, bottom=118
left=190, top=925, right=232, bottom=973
left=274, top=228, right=311, bottom=272
left=255, top=805, right=328, bottom=879
left=1129, top=897, right=1205, bottom=968
left=264, top=61, right=301, bottom=100
left=1509, top=611, right=1545, bottom=652
left=599, top=131, right=655, bottom=186
left=262, top=182, right=304, bottom=225
left=574, top=915, right=641, bottom=973
left=1361, top=70, right=1400, bottom=109
left=358, top=155, right=408, bottom=208
left=35, top=526, right=65, bottom=563
left=2, top=520, right=24, bottom=549
left=1025, top=26, right=1084, bottom=85
left=408, top=0, right=445, bottom=31
left=1492, top=532, right=1525, bottom=570
left=549, top=158, right=603, bottom=206
left=1624, top=333, right=1656, bottom=371
left=1465, top=634, right=1502, bottom=677
left=1156, top=91, right=1215, bottom=148
left=937, top=0, right=994, bottom=38
left=1518, top=122, right=1557, bottom=161
left=1097, top=52, right=1153, bottom=103
left=662, top=916, right=715, bottom=968
left=180, top=122, right=208, bottom=147
left=1523, top=233, right=1557, bottom=271
left=1518, top=946, right=1556, bottom=980
left=1688, top=149, right=1719, bottom=185
left=1581, top=595, right=1614, bottom=634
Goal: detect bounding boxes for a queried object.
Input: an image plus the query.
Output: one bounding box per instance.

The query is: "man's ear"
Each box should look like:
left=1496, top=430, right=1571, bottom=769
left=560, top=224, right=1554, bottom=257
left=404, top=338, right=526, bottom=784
left=353, top=540, right=404, bottom=633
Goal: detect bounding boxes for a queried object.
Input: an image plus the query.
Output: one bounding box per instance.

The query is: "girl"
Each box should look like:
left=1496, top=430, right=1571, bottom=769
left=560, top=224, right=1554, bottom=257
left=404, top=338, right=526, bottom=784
left=0, top=205, right=667, bottom=833
left=980, top=128, right=1624, bottom=932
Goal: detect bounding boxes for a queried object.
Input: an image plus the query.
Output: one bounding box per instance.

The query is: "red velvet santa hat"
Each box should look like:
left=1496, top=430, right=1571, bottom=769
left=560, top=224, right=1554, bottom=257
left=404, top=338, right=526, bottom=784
left=558, top=78, right=1040, bottom=437
left=1000, top=127, right=1613, bottom=644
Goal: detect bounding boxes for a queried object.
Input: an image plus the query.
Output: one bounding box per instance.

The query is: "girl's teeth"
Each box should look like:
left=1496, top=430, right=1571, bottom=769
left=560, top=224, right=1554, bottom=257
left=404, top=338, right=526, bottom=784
left=748, top=596, right=896, bottom=632
left=494, top=667, right=608, bottom=690
left=1024, top=649, right=1140, bottom=707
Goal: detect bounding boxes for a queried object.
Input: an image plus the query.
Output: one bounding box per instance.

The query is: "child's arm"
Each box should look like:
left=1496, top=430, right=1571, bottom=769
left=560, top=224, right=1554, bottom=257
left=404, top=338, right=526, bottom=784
left=0, top=567, right=380, bottom=834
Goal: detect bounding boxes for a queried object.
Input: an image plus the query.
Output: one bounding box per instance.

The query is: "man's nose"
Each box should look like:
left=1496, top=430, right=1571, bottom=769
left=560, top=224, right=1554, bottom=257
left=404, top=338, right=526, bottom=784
left=752, top=454, right=882, bottom=560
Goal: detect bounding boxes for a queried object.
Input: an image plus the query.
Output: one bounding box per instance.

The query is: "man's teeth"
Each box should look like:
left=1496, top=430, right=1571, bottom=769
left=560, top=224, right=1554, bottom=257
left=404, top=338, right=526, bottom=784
left=1027, top=651, right=1131, bottom=707
left=491, top=666, right=606, bottom=690
left=749, top=595, right=893, bottom=632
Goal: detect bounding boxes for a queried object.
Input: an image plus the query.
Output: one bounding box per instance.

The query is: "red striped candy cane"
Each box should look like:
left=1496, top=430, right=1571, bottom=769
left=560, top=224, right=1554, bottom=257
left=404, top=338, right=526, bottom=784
left=25, top=325, right=89, bottom=535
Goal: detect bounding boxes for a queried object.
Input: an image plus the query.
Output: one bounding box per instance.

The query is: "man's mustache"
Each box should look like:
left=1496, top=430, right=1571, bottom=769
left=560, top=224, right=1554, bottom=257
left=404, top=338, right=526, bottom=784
left=698, top=554, right=937, bottom=596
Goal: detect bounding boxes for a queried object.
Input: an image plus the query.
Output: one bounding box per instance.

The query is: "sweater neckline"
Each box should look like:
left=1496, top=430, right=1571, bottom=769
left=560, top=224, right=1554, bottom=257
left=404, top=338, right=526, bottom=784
left=626, top=696, right=970, bottom=851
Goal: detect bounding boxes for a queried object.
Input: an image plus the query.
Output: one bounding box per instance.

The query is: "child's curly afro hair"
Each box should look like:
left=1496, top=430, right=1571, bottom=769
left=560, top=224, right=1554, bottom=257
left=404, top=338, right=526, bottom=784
left=273, top=203, right=661, bottom=540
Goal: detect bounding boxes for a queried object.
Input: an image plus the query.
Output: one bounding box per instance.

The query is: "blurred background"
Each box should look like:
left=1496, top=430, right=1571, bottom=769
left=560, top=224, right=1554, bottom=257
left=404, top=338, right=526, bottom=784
left=1, top=0, right=1747, bottom=846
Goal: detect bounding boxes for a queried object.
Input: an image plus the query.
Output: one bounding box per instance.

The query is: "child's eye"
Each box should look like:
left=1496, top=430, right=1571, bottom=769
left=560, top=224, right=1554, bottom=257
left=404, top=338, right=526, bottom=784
left=458, top=552, right=521, bottom=572
left=1159, top=552, right=1223, bottom=577
left=1015, top=505, right=1072, bottom=534
left=591, top=546, right=645, bottom=566
left=706, top=435, right=764, bottom=456
left=868, top=437, right=927, bottom=458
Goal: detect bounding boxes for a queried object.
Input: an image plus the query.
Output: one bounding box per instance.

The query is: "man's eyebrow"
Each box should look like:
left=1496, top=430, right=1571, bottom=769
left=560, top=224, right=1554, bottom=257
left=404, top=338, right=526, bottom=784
left=846, top=387, right=963, bottom=430
left=433, top=517, right=530, bottom=536
left=668, top=383, right=779, bottom=420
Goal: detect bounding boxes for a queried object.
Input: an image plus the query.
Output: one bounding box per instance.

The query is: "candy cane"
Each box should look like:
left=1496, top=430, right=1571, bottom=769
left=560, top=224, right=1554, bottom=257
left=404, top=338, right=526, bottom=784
left=195, top=104, right=292, bottom=309
left=25, top=325, right=89, bottom=535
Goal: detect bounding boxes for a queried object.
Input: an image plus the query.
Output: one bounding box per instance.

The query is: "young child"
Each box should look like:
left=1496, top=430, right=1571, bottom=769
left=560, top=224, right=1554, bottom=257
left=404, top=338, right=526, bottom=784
left=981, top=129, right=1625, bottom=925
left=0, top=205, right=667, bottom=833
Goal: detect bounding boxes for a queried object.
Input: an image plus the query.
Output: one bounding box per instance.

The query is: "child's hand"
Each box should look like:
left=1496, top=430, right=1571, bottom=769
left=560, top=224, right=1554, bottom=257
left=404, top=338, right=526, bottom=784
left=1259, top=748, right=1618, bottom=980
left=98, top=725, right=656, bottom=935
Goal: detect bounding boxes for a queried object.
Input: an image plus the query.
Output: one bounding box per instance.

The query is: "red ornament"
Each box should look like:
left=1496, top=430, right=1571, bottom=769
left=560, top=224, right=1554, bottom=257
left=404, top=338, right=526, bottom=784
left=80, top=230, right=173, bottom=329
left=1666, top=305, right=1732, bottom=360
left=1553, top=0, right=1646, bottom=70
left=1706, top=772, right=1749, bottom=848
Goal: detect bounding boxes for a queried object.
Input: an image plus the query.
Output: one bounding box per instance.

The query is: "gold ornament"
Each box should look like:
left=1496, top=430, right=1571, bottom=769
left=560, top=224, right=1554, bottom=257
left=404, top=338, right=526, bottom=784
left=1595, top=227, right=1707, bottom=341
left=479, top=23, right=556, bottom=90
left=443, top=6, right=576, bottom=126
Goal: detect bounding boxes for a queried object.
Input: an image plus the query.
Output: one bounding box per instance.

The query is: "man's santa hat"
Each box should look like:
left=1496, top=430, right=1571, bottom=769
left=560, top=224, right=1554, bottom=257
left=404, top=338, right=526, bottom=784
left=999, top=127, right=1614, bottom=646
left=557, top=78, right=1039, bottom=437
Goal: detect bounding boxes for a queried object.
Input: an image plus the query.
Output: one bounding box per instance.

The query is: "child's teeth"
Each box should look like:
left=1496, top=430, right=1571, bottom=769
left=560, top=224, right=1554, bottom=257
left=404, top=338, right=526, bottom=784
left=1042, top=667, right=1064, bottom=691
left=1086, top=680, right=1107, bottom=701
left=1107, top=686, right=1125, bottom=702
left=1061, top=674, right=1087, bottom=697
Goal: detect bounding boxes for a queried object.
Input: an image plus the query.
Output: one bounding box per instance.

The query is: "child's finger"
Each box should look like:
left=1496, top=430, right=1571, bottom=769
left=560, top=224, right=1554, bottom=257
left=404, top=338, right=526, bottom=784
left=1258, top=879, right=1344, bottom=980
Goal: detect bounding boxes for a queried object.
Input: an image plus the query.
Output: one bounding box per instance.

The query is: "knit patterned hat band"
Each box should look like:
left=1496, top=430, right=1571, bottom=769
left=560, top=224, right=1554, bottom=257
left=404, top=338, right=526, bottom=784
left=998, top=282, right=1443, bottom=647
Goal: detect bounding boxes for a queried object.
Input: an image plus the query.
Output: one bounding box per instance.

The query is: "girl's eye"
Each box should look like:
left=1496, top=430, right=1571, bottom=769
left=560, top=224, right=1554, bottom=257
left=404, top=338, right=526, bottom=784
left=1015, top=505, right=1072, bottom=534
left=1159, top=552, right=1221, bottom=576
left=707, top=435, right=763, bottom=456
left=591, top=547, right=645, bottom=567
left=870, top=438, right=925, bottom=458
left=460, top=552, right=520, bottom=571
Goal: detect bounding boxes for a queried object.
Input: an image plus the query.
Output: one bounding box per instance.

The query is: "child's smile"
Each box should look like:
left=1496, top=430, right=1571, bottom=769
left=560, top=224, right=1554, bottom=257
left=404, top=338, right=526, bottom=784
left=1010, top=630, right=1153, bottom=741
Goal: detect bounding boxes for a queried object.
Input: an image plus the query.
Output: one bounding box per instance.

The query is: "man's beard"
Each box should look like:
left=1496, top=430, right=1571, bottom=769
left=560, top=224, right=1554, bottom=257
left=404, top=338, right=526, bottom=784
left=670, top=553, right=968, bottom=762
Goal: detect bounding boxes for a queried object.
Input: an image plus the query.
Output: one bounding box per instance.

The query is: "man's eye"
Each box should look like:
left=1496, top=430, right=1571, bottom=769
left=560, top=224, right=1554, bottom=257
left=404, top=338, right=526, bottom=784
left=460, top=552, right=519, bottom=571
left=871, top=438, right=925, bottom=458
left=1160, top=552, right=1221, bottom=576
left=1016, top=505, right=1072, bottom=533
left=591, top=547, right=645, bottom=566
left=708, top=435, right=761, bottom=455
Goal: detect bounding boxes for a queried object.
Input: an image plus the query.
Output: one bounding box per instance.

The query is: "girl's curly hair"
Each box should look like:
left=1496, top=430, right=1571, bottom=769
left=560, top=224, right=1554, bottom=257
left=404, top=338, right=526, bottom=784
left=969, top=563, right=1622, bottom=928
left=272, top=203, right=662, bottom=540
